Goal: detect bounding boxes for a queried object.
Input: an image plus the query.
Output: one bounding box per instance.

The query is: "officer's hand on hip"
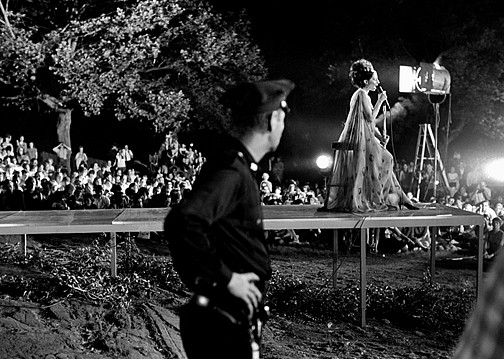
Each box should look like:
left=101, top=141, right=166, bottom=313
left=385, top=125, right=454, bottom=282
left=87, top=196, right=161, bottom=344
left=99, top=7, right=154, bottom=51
left=227, top=272, right=262, bottom=318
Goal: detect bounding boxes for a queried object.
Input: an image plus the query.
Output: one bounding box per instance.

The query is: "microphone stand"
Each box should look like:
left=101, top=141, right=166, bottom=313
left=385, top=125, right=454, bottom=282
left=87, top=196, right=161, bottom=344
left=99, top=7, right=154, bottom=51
left=378, top=85, right=390, bottom=148
left=379, top=86, right=403, bottom=209
left=382, top=103, right=387, bottom=141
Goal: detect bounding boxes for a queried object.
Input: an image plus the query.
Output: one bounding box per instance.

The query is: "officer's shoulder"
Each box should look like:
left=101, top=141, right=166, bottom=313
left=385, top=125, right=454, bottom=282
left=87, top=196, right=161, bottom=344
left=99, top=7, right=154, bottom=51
left=210, top=149, right=247, bottom=170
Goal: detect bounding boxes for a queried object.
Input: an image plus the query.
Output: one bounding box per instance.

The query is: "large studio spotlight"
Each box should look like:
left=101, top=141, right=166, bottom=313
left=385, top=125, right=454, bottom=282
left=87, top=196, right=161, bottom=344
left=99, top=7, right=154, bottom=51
left=399, top=61, right=451, bottom=95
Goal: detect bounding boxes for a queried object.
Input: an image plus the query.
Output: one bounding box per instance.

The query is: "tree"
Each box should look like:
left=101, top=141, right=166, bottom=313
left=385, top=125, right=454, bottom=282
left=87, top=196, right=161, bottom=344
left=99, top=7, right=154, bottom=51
left=442, top=24, right=504, bottom=142
left=0, top=0, right=267, bottom=152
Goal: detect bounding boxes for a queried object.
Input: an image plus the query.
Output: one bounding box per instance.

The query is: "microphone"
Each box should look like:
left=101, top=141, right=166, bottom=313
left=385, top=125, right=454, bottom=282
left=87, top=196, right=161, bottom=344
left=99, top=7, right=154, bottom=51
left=377, top=85, right=391, bottom=110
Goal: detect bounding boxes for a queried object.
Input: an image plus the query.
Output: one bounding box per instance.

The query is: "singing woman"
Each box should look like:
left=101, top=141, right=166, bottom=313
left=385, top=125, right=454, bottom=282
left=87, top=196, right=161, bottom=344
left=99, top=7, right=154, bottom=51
left=324, top=59, right=418, bottom=212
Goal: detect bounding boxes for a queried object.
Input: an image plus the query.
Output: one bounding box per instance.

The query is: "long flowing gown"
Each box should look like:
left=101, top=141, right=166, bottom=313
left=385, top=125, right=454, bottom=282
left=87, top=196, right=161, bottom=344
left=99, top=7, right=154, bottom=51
left=325, top=89, right=412, bottom=212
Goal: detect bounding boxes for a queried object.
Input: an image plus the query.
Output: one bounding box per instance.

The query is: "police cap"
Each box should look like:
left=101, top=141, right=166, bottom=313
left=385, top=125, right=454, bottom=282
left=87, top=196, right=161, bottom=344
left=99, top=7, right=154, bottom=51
left=221, top=79, right=295, bottom=115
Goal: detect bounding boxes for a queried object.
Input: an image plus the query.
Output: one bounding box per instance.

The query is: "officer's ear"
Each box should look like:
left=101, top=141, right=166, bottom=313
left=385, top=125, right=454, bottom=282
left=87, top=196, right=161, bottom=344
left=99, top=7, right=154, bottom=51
left=268, top=110, right=282, bottom=132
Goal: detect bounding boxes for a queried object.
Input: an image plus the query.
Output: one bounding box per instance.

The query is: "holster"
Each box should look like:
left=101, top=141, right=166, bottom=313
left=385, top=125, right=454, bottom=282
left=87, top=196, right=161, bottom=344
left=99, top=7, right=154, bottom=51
left=189, top=292, right=250, bottom=327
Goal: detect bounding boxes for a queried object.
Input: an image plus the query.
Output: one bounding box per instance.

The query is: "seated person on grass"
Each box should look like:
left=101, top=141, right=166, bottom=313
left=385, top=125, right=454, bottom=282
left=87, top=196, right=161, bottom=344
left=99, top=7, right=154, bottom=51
left=485, top=217, right=504, bottom=260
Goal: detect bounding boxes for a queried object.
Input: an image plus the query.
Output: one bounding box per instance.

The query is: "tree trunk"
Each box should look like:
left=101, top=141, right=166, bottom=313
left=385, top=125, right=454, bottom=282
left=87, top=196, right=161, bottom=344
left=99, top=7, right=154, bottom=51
left=56, top=108, right=72, bottom=148
left=56, top=108, right=73, bottom=171
left=40, top=95, right=73, bottom=147
left=40, top=95, right=73, bottom=170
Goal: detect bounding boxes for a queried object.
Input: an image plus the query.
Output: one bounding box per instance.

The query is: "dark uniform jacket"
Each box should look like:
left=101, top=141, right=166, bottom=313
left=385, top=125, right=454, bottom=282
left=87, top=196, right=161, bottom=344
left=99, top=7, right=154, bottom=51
left=164, top=137, right=271, bottom=295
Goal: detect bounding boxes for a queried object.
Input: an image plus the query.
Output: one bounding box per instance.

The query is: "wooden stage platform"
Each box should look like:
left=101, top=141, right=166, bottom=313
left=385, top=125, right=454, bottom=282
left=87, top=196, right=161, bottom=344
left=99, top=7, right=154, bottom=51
left=0, top=203, right=485, bottom=327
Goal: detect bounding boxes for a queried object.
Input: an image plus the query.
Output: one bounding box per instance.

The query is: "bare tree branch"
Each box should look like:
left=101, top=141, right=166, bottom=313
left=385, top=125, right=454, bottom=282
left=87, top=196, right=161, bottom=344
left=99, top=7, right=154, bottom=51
left=39, top=94, right=66, bottom=111
left=0, top=1, right=15, bottom=39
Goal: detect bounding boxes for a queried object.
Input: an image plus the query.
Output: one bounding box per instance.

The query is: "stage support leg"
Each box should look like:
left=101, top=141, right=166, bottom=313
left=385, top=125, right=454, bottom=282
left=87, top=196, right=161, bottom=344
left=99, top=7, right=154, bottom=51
left=430, top=227, right=438, bottom=285
left=333, top=229, right=339, bottom=288
left=360, top=228, right=368, bottom=327
left=20, top=234, right=27, bottom=256
left=476, top=224, right=484, bottom=300
left=110, top=232, right=117, bottom=278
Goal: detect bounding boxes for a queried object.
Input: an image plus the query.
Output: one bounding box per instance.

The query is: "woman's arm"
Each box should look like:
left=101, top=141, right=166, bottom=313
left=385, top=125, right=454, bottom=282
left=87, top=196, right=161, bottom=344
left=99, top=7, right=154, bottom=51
left=361, top=91, right=387, bottom=122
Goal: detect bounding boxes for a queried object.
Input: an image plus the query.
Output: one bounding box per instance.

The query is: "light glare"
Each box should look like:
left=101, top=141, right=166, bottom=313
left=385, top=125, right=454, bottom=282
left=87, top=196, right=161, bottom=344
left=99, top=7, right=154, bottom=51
left=316, top=155, right=331, bottom=170
left=484, top=158, right=504, bottom=182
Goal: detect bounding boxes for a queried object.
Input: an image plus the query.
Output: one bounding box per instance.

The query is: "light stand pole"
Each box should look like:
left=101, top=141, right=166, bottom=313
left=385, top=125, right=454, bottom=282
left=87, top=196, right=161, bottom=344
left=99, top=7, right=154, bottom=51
left=428, top=94, right=447, bottom=199
left=316, top=155, right=332, bottom=202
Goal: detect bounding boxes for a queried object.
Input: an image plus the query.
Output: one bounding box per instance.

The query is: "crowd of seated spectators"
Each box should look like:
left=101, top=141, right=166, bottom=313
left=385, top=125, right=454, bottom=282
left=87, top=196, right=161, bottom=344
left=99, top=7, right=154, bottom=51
left=392, top=152, right=504, bottom=258
left=0, top=132, right=204, bottom=212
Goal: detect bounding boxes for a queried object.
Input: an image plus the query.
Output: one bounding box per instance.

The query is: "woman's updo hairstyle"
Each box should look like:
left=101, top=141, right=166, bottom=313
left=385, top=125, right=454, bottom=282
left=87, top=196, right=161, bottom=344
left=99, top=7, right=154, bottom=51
left=349, top=59, right=375, bottom=88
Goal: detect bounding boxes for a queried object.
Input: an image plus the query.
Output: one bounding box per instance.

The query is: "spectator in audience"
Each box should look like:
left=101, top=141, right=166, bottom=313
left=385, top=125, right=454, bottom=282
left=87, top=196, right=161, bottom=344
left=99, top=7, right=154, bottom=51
left=259, top=181, right=272, bottom=204
left=169, top=188, right=182, bottom=207
left=470, top=180, right=492, bottom=206
left=64, top=183, right=81, bottom=210
left=447, top=166, right=460, bottom=198
left=493, top=200, right=504, bottom=218
left=400, top=226, right=430, bottom=250
left=50, top=189, right=68, bottom=210
left=26, top=141, right=38, bottom=162
left=260, top=172, right=273, bottom=193
left=114, top=148, right=127, bottom=173
left=419, top=162, right=435, bottom=201
left=148, top=150, right=159, bottom=176
left=2, top=134, right=14, bottom=154
left=398, top=161, right=413, bottom=195
left=92, top=184, right=110, bottom=209
left=282, top=180, right=298, bottom=204
left=107, top=143, right=119, bottom=164
left=132, top=187, right=150, bottom=208
left=0, top=178, right=24, bottom=211
left=16, top=135, right=27, bottom=153
left=82, top=192, right=97, bottom=209
left=124, top=144, right=134, bottom=171
left=377, top=227, right=411, bottom=254
left=266, top=186, right=283, bottom=205
left=477, top=200, right=498, bottom=233
left=455, top=186, right=470, bottom=204
left=39, top=179, right=55, bottom=210
left=125, top=182, right=138, bottom=201
left=484, top=217, right=504, bottom=260
left=16, top=147, right=30, bottom=165
left=53, top=142, right=72, bottom=172
left=150, top=184, right=170, bottom=208
left=44, top=158, right=55, bottom=173
left=110, top=184, right=130, bottom=209
left=74, top=146, right=88, bottom=171
left=159, top=131, right=178, bottom=157
left=457, top=161, right=468, bottom=189
left=23, top=176, right=43, bottom=211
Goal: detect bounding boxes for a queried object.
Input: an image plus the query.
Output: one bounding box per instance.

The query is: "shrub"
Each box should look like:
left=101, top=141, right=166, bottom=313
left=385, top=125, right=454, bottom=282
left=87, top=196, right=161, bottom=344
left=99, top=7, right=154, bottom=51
left=266, top=270, right=475, bottom=332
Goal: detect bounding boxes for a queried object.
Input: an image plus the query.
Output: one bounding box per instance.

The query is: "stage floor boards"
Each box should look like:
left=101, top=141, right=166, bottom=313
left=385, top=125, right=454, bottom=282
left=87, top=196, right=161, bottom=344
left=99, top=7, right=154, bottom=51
left=0, top=203, right=483, bottom=233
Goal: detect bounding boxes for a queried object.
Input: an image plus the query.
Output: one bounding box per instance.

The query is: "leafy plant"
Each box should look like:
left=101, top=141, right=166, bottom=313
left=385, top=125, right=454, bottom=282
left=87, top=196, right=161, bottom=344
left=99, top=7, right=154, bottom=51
left=266, top=270, right=475, bottom=333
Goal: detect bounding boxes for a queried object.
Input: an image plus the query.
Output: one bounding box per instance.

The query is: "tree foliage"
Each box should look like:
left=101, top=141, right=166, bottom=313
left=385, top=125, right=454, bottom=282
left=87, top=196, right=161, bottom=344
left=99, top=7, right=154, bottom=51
left=0, top=0, right=267, bottom=138
left=443, top=24, right=504, bottom=141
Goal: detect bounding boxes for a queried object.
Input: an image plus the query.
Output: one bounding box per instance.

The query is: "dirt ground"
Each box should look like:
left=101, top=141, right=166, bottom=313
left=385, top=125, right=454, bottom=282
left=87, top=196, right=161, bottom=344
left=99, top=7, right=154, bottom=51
left=0, top=233, right=482, bottom=359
